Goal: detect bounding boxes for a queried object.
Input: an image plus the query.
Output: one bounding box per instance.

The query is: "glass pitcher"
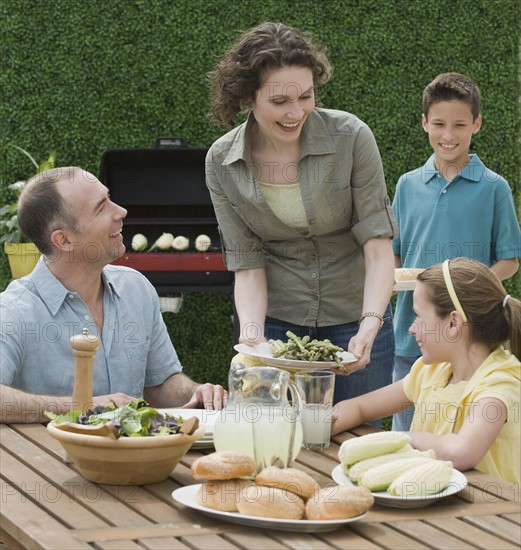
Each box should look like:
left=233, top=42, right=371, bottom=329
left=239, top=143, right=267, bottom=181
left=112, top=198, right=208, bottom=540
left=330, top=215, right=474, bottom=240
left=213, top=362, right=303, bottom=472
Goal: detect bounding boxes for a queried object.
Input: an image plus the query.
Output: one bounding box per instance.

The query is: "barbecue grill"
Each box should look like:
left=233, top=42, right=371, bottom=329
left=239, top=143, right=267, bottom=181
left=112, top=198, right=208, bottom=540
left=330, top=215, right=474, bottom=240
left=99, top=140, right=234, bottom=299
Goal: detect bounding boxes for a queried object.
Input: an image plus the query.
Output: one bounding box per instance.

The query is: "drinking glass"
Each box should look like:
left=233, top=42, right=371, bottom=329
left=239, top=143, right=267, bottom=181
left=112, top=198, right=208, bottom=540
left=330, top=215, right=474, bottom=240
left=295, top=370, right=335, bottom=450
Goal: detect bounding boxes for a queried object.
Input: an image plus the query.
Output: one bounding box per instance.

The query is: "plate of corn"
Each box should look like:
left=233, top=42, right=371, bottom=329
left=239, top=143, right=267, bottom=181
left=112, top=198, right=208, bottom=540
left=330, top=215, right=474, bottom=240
left=333, top=432, right=467, bottom=508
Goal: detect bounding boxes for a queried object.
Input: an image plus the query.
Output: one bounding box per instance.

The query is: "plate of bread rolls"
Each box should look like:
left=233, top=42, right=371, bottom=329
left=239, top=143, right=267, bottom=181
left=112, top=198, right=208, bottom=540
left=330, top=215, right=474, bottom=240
left=172, top=451, right=373, bottom=532
left=393, top=268, right=425, bottom=291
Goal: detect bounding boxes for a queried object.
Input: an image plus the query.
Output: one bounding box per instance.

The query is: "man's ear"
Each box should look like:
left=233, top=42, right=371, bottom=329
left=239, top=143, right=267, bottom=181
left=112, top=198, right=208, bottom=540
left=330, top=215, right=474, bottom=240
left=50, top=229, right=73, bottom=251
left=473, top=114, right=482, bottom=134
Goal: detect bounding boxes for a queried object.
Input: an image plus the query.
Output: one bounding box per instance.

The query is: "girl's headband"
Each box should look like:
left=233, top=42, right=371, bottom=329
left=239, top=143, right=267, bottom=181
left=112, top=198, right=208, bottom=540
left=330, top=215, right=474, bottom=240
left=442, top=260, right=468, bottom=323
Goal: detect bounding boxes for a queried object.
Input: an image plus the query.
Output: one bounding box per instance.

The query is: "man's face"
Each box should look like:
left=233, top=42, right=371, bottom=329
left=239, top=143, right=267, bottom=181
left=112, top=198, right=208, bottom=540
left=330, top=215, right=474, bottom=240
left=57, top=169, right=127, bottom=265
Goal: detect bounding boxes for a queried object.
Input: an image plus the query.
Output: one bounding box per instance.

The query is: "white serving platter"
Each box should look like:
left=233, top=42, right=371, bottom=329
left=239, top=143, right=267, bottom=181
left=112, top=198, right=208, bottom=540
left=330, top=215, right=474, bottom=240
left=234, top=343, right=357, bottom=370
left=331, top=464, right=467, bottom=509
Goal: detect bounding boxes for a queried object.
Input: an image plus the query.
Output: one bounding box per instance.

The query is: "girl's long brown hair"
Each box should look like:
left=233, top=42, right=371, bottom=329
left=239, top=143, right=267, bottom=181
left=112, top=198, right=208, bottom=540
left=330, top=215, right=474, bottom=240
left=418, top=258, right=521, bottom=359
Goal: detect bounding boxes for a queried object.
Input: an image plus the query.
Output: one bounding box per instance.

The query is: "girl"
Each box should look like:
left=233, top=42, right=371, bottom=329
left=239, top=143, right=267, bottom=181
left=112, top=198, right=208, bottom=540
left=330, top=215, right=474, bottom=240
left=333, top=258, right=520, bottom=483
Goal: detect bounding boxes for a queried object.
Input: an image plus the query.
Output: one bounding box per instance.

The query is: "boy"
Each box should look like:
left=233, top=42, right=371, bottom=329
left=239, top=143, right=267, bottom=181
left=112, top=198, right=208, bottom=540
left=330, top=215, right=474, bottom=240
left=391, top=72, right=520, bottom=430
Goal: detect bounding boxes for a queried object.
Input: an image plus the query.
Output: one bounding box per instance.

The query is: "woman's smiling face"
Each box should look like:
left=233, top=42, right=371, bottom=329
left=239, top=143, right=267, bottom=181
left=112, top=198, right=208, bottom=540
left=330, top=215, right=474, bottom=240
left=251, top=65, right=315, bottom=146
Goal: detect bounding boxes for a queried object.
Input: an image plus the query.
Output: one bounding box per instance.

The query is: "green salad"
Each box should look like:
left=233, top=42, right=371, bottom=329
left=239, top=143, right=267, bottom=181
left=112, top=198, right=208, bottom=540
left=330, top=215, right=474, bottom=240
left=45, top=398, right=183, bottom=437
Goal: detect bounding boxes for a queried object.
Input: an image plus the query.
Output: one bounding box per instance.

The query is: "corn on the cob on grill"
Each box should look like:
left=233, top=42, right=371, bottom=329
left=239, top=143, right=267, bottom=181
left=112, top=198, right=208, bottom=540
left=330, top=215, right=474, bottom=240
left=347, top=448, right=436, bottom=482
left=358, top=456, right=435, bottom=492
left=338, top=432, right=411, bottom=467
left=387, top=460, right=454, bottom=496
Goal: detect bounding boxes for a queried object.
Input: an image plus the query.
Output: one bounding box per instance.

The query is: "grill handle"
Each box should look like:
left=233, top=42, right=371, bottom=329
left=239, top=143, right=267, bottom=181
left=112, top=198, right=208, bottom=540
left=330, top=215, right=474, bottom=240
left=155, top=136, right=187, bottom=148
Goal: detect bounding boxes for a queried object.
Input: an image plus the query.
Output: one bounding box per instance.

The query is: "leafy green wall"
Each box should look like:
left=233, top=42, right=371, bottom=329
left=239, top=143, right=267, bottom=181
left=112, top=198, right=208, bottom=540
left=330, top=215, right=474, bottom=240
left=2, top=0, right=519, bottom=387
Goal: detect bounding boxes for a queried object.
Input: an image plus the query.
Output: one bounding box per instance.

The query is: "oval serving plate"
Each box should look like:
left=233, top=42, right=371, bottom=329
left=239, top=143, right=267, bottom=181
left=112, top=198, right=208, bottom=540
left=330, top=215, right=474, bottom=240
left=331, top=464, right=467, bottom=509
left=234, top=343, right=357, bottom=370
left=172, top=484, right=368, bottom=532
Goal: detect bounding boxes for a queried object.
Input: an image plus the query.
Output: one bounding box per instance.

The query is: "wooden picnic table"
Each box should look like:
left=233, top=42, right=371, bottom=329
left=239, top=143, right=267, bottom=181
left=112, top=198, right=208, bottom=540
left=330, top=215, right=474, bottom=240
left=1, top=422, right=519, bottom=549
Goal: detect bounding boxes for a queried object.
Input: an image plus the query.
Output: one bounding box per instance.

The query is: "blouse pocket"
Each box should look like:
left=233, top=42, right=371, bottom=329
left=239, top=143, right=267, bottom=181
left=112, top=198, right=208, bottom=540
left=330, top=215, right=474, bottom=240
left=324, top=188, right=353, bottom=227
left=231, top=202, right=267, bottom=233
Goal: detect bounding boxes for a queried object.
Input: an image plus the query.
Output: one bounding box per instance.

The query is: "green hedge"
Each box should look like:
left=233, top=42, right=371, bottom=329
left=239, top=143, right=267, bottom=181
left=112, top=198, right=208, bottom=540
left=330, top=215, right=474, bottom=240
left=2, top=0, right=519, bottom=385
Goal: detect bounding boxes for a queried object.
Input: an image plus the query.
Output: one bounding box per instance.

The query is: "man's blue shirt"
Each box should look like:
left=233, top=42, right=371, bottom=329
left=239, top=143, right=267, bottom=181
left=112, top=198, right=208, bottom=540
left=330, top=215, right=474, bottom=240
left=0, top=259, right=182, bottom=396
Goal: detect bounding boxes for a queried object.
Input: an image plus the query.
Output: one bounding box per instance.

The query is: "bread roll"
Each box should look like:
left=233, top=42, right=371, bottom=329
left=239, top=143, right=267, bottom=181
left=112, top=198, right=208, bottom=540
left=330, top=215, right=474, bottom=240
left=237, top=484, right=305, bottom=519
left=197, top=479, right=252, bottom=512
left=191, top=451, right=256, bottom=480
left=255, top=466, right=320, bottom=500
left=305, top=485, right=374, bottom=520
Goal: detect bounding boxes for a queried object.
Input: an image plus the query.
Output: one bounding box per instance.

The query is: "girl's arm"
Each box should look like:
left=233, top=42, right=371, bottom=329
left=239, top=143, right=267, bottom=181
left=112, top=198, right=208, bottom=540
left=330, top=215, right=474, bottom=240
left=408, top=397, right=507, bottom=471
left=234, top=267, right=268, bottom=344
left=332, top=381, right=410, bottom=435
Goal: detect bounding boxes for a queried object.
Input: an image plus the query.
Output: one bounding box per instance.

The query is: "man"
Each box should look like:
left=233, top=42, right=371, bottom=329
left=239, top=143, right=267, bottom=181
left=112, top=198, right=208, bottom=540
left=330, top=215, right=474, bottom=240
left=0, top=167, right=227, bottom=423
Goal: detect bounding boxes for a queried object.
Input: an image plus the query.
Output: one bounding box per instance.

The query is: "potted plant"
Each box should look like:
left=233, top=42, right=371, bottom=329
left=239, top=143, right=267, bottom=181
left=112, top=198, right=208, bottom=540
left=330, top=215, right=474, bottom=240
left=0, top=146, right=56, bottom=279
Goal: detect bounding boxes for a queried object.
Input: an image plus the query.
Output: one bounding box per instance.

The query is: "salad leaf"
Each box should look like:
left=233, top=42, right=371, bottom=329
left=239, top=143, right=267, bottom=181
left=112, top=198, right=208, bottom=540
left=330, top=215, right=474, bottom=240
left=45, top=399, right=184, bottom=437
left=45, top=410, right=82, bottom=423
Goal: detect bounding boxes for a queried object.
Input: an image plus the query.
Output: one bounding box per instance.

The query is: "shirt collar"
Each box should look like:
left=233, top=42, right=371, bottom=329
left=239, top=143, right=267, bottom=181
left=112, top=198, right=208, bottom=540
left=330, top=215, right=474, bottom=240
left=101, top=266, right=121, bottom=299
left=222, top=113, right=254, bottom=165
left=422, top=153, right=484, bottom=184
left=299, top=109, right=336, bottom=158
left=458, top=154, right=484, bottom=183
left=31, top=258, right=120, bottom=315
left=222, top=109, right=336, bottom=165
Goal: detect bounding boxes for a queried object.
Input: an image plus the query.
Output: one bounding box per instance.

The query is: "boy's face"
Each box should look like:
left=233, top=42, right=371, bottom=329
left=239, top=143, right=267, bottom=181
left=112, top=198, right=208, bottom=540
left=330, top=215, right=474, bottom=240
left=422, top=100, right=481, bottom=172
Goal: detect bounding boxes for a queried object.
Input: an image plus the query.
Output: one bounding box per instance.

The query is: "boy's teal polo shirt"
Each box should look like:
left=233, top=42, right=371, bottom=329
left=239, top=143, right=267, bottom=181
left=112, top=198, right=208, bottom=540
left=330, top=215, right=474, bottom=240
left=392, top=153, right=521, bottom=356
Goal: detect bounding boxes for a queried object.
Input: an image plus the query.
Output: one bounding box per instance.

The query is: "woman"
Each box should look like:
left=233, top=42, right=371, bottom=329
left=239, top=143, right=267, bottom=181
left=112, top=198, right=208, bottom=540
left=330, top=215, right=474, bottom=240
left=205, top=22, right=397, bottom=403
left=333, top=258, right=521, bottom=483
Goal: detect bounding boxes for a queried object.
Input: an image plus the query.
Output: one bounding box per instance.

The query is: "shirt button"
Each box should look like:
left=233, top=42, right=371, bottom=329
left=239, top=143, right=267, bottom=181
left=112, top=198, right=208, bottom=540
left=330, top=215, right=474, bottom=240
left=442, top=189, right=447, bottom=194
left=312, top=294, right=318, bottom=300
left=309, top=219, right=314, bottom=225
left=68, top=294, right=74, bottom=300
left=84, top=315, right=90, bottom=320
left=311, top=273, right=317, bottom=279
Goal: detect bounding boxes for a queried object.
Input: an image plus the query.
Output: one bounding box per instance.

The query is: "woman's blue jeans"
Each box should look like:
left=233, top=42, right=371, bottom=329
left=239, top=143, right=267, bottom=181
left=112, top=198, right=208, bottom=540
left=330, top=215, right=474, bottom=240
left=265, top=304, right=395, bottom=420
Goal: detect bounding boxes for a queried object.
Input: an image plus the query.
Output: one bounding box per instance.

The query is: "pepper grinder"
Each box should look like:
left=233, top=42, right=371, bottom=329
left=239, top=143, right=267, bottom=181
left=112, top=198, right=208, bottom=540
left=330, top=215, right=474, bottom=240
left=70, top=328, right=100, bottom=413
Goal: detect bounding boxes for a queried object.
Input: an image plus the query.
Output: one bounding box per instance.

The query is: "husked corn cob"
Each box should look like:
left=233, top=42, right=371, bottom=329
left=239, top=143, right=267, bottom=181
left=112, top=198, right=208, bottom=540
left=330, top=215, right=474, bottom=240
left=387, top=460, right=454, bottom=496
left=345, top=444, right=412, bottom=476
left=338, top=432, right=411, bottom=467
left=358, top=457, right=435, bottom=492
left=347, top=448, right=436, bottom=482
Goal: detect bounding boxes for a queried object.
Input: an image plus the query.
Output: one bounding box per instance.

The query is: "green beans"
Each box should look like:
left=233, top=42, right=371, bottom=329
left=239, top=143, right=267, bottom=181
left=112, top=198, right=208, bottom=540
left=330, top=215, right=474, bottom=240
left=270, top=331, right=344, bottom=364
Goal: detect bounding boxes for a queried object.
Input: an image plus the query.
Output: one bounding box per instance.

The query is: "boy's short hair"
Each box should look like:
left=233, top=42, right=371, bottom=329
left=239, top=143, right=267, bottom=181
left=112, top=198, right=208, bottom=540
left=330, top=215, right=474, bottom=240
left=422, top=72, right=481, bottom=120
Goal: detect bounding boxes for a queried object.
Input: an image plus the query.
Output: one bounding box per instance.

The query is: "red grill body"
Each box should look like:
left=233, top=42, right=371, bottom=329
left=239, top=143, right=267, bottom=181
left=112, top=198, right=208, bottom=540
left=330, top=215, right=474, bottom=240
left=99, top=144, right=233, bottom=293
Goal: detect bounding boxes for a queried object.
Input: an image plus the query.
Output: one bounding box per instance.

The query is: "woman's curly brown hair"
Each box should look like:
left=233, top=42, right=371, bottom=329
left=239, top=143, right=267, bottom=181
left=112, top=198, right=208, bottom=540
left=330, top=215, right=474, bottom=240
left=208, top=22, right=332, bottom=127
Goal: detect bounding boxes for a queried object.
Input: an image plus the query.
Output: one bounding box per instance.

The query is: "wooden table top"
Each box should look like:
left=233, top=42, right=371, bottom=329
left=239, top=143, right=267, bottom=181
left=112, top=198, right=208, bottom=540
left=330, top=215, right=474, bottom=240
left=1, top=422, right=519, bottom=549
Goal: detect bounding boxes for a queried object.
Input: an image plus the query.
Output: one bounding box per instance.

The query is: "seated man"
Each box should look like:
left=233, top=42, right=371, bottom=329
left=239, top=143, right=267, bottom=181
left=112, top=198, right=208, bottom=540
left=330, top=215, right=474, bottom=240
left=1, top=167, right=227, bottom=422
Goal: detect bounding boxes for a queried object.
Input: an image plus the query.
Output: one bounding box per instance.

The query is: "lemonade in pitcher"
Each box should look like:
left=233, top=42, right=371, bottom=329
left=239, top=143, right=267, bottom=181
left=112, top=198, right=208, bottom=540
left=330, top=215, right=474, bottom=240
left=213, top=363, right=303, bottom=472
